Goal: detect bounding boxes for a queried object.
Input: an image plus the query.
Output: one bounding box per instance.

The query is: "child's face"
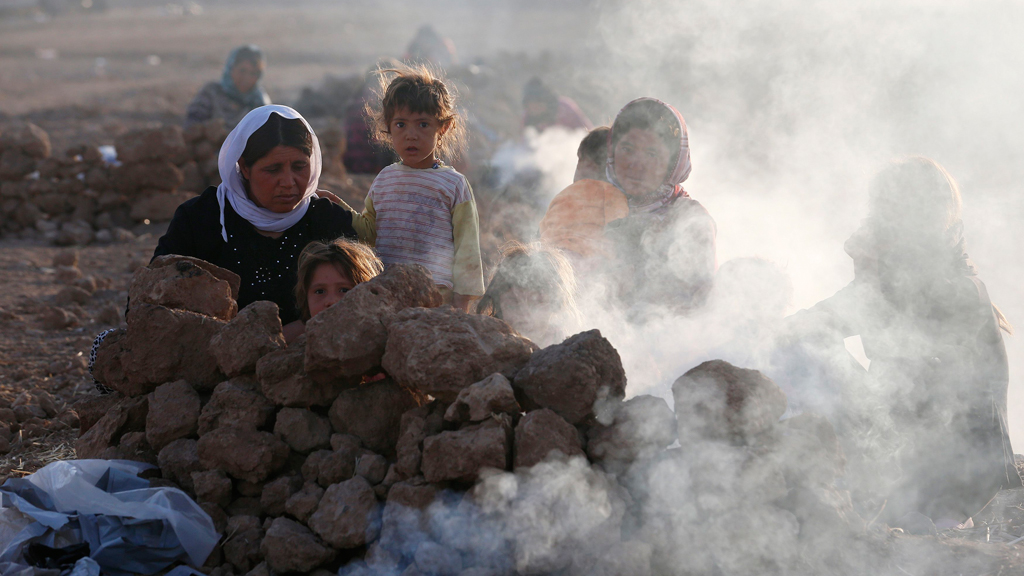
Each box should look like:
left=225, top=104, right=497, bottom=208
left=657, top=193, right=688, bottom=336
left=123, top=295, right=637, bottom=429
left=613, top=128, right=672, bottom=196
left=307, top=262, right=355, bottom=318
left=389, top=107, right=446, bottom=169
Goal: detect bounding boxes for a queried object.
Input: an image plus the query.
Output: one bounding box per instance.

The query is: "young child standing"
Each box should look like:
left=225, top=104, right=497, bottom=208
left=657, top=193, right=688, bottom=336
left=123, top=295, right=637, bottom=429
left=352, top=66, right=485, bottom=311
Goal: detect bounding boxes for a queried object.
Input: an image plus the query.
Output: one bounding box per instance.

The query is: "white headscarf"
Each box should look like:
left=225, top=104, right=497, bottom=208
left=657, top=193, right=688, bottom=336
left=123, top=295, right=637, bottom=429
left=216, top=105, right=322, bottom=242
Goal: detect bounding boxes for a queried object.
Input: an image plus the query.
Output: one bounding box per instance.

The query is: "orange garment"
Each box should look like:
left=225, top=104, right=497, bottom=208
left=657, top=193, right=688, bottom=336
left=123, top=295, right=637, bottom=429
left=539, top=179, right=629, bottom=258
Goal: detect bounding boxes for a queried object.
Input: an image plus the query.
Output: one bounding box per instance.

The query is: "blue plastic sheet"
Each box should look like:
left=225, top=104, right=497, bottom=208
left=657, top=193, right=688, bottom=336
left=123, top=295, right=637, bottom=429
left=0, top=460, right=218, bottom=576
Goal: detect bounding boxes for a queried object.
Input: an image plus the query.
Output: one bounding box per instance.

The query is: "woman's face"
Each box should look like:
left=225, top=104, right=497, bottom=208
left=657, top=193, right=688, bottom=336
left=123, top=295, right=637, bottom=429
left=239, top=145, right=311, bottom=213
left=231, top=59, right=262, bottom=94
left=613, top=127, right=672, bottom=196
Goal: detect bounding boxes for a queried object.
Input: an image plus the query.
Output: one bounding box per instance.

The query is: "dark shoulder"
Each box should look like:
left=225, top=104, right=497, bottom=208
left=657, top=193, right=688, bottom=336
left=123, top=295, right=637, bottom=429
left=198, top=81, right=225, bottom=96
left=306, top=196, right=357, bottom=241
left=173, top=186, right=220, bottom=222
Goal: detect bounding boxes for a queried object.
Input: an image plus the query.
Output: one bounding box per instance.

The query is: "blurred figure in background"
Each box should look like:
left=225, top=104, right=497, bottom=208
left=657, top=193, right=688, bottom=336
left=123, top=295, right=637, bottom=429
left=185, top=45, right=272, bottom=129
left=404, top=24, right=458, bottom=68
left=477, top=242, right=581, bottom=347
left=343, top=62, right=401, bottom=174
left=779, top=157, right=1021, bottom=530
left=521, top=77, right=592, bottom=134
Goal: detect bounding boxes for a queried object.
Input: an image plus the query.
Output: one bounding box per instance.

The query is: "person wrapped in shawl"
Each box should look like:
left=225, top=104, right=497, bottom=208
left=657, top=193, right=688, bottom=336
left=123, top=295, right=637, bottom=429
left=602, top=98, right=717, bottom=314
left=778, top=157, right=1021, bottom=529
left=184, top=45, right=272, bottom=129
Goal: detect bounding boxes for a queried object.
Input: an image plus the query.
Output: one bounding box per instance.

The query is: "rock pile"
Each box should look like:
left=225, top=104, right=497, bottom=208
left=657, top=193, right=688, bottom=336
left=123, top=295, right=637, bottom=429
left=0, top=120, right=227, bottom=245
left=80, top=256, right=862, bottom=576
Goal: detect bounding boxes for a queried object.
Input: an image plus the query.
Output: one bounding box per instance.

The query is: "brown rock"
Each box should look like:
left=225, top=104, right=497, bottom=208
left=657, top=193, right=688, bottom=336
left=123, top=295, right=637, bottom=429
left=91, top=329, right=130, bottom=393
left=318, top=447, right=358, bottom=488
left=394, top=402, right=446, bottom=479
left=513, top=330, right=626, bottom=425
left=55, top=220, right=94, bottom=246
left=586, top=395, right=676, bottom=464
left=129, top=257, right=237, bottom=321
left=379, top=479, right=438, bottom=552
left=222, top=515, right=263, bottom=573
left=54, top=265, right=82, bottom=284
left=261, top=475, right=303, bottom=517
left=304, top=264, right=442, bottom=381
left=198, top=427, right=290, bottom=483
left=112, top=160, right=184, bottom=194
left=115, top=125, right=189, bottom=165
left=308, top=476, right=381, bottom=549
left=211, top=301, right=285, bottom=377
left=302, top=450, right=330, bottom=485
left=274, top=408, right=331, bottom=454
left=261, top=517, right=336, bottom=573
left=193, top=470, right=233, bottom=507
left=382, top=307, right=537, bottom=403
left=72, top=393, right=124, bottom=435
left=75, top=396, right=147, bottom=459
left=356, top=453, right=389, bottom=485
left=157, top=438, right=203, bottom=492
left=129, top=191, right=196, bottom=222
left=146, top=380, right=201, bottom=451
left=227, top=497, right=263, bottom=518
left=52, top=249, right=78, bottom=267
left=444, top=373, right=520, bottom=424
left=54, top=285, right=92, bottom=306
left=197, top=376, right=276, bottom=436
left=41, top=306, right=78, bottom=330
left=257, top=339, right=349, bottom=407
left=514, top=409, right=584, bottom=469
left=328, top=378, right=424, bottom=457
left=285, top=482, right=325, bottom=523
left=1, top=122, right=51, bottom=158
left=148, top=254, right=240, bottom=301
left=116, top=431, right=157, bottom=465
left=122, top=303, right=226, bottom=395
left=421, top=416, right=512, bottom=483
left=0, top=149, right=36, bottom=180
left=672, top=360, right=787, bottom=445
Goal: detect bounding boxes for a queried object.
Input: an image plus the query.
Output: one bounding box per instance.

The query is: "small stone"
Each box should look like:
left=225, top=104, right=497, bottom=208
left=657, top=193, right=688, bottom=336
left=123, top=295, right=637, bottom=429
left=274, top=408, right=331, bottom=454
left=52, top=249, right=79, bottom=267
left=261, top=475, right=303, bottom=517
left=157, top=438, right=203, bottom=493
left=129, top=256, right=237, bottom=320
left=198, top=427, right=290, bottom=483
left=210, top=301, right=285, bottom=378
left=261, top=517, right=336, bottom=573
left=444, top=373, right=520, bottom=423
left=421, top=416, right=512, bottom=483
left=308, top=476, right=381, bottom=549
left=41, top=306, right=78, bottom=330
left=514, top=409, right=584, bottom=469
left=415, top=541, right=463, bottom=576
left=54, top=285, right=91, bottom=306
left=328, top=378, right=424, bottom=458
left=285, top=482, right=324, bottom=524
left=222, top=515, right=263, bottom=573
left=318, top=447, right=357, bottom=487
left=197, top=377, right=276, bottom=436
left=193, top=470, right=233, bottom=507
left=145, top=380, right=201, bottom=451
left=356, top=453, right=389, bottom=485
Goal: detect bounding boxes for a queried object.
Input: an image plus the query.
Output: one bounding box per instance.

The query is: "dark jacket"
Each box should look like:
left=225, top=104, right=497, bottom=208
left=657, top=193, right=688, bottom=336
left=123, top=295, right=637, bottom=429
left=154, top=186, right=357, bottom=324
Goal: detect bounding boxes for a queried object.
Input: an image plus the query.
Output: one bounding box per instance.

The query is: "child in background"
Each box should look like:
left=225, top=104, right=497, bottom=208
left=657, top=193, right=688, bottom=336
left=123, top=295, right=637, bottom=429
left=283, top=238, right=384, bottom=343
left=352, top=65, right=484, bottom=311
left=476, top=242, right=581, bottom=347
left=539, top=126, right=628, bottom=267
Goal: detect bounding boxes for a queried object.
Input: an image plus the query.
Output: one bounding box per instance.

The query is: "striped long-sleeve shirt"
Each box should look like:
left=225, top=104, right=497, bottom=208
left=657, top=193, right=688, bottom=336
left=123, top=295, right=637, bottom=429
left=355, top=163, right=485, bottom=296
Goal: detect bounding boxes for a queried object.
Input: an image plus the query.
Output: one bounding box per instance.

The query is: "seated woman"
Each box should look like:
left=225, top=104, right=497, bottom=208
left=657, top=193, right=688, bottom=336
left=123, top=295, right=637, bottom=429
left=184, top=45, right=272, bottom=129
left=288, top=238, right=383, bottom=342
left=779, top=157, right=1021, bottom=528
left=521, top=77, right=592, bottom=133
left=476, top=242, right=581, bottom=347
left=154, top=105, right=359, bottom=333
left=602, top=98, right=717, bottom=314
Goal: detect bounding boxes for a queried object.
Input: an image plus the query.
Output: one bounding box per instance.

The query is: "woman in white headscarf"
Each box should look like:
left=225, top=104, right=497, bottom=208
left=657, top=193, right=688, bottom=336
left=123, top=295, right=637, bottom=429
left=155, top=105, right=359, bottom=326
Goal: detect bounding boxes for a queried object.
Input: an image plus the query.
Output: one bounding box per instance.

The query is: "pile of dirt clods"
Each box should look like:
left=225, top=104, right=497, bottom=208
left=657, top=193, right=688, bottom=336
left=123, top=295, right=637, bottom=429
left=78, top=256, right=867, bottom=576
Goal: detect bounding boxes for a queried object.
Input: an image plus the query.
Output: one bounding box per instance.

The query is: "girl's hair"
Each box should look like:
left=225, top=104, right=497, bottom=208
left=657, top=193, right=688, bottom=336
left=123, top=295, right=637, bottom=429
left=294, top=239, right=384, bottom=320
left=366, top=64, right=467, bottom=162
left=476, top=242, right=581, bottom=324
left=240, top=112, right=313, bottom=167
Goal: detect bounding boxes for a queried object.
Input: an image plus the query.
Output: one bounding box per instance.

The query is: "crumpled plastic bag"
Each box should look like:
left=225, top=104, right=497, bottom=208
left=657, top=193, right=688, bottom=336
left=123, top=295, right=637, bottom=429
left=0, top=460, right=218, bottom=576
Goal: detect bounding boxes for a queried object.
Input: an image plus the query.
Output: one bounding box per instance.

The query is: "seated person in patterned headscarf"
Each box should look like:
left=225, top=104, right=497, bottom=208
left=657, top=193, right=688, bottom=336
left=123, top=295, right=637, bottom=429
left=184, top=45, right=272, bottom=130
